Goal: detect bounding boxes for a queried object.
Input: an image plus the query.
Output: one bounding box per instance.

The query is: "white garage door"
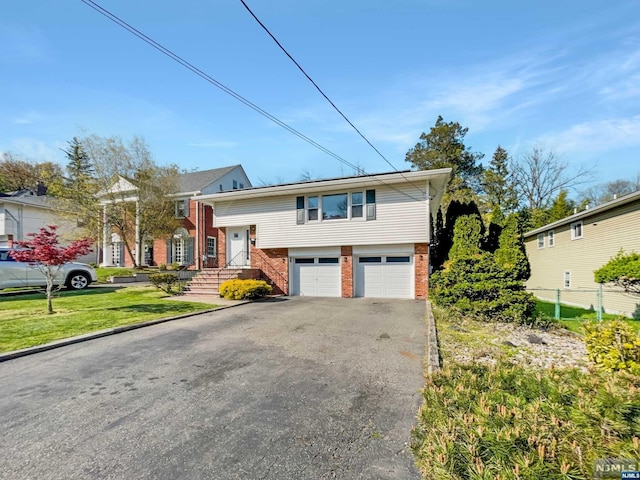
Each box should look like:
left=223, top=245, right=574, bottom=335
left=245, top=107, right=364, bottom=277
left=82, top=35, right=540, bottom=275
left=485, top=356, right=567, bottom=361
left=292, top=257, right=341, bottom=297
left=355, top=255, right=413, bottom=299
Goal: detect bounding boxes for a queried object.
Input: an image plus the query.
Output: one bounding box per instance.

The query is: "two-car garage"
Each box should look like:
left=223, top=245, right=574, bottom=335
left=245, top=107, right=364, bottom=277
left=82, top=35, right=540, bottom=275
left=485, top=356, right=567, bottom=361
left=289, top=245, right=416, bottom=299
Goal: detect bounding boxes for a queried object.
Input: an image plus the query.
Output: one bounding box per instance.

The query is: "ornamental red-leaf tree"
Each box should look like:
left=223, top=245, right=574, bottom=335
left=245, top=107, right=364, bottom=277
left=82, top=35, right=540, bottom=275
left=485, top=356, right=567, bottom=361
left=10, top=225, right=93, bottom=314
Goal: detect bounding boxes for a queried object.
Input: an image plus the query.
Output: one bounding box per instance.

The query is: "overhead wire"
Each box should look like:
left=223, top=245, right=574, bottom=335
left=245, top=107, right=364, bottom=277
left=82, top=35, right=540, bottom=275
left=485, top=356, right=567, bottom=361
left=238, top=0, right=426, bottom=195
left=79, top=0, right=425, bottom=202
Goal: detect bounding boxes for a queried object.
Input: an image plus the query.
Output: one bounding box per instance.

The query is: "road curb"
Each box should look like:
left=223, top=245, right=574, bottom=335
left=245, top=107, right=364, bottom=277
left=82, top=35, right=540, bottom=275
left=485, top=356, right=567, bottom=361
left=0, top=301, right=250, bottom=363
left=425, top=300, right=441, bottom=373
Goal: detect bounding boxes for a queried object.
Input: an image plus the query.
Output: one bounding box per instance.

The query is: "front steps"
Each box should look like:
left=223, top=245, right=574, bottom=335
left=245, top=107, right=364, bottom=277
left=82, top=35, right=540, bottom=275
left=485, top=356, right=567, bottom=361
left=182, top=268, right=260, bottom=296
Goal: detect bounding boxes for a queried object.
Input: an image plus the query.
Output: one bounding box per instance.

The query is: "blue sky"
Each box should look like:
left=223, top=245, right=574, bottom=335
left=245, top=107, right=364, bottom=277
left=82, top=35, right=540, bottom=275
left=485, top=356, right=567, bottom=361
left=1, top=0, right=639, bottom=188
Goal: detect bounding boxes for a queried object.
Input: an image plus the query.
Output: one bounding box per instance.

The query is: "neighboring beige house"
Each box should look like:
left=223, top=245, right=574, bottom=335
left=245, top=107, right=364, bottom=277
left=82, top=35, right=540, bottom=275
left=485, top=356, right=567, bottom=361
left=524, top=190, right=640, bottom=318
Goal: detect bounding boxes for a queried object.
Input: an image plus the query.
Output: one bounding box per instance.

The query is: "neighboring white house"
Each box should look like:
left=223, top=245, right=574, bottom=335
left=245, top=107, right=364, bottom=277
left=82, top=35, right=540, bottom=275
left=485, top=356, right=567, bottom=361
left=0, top=191, right=97, bottom=263
left=197, top=169, right=451, bottom=299
left=524, top=190, right=640, bottom=318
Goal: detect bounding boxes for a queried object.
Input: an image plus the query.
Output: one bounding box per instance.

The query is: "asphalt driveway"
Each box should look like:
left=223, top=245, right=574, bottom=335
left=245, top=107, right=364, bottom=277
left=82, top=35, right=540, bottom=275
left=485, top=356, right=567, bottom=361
left=0, top=297, right=426, bottom=479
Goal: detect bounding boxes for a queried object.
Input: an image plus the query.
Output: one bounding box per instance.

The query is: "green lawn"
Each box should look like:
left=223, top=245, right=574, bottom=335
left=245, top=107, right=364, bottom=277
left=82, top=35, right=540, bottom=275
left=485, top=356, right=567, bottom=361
left=0, top=286, right=219, bottom=353
left=535, top=300, right=640, bottom=333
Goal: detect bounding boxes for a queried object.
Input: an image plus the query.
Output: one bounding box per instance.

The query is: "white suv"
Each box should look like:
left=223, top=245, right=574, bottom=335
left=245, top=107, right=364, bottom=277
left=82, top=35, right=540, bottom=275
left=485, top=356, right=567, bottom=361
left=0, top=248, right=98, bottom=290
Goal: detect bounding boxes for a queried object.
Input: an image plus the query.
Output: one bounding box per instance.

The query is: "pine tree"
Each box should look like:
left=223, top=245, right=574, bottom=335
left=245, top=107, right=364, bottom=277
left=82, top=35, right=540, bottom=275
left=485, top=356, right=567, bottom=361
left=482, top=146, right=518, bottom=220
left=405, top=116, right=484, bottom=206
left=494, top=215, right=531, bottom=281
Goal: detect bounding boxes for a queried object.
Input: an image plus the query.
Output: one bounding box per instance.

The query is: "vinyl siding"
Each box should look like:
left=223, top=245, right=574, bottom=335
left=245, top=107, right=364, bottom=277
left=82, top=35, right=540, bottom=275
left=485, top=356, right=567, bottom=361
left=525, top=199, right=640, bottom=317
left=213, top=183, right=429, bottom=249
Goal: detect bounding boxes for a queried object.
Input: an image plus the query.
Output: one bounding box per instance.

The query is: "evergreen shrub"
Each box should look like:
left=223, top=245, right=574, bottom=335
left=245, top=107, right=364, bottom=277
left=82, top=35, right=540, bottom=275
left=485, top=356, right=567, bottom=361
left=149, top=272, right=180, bottom=294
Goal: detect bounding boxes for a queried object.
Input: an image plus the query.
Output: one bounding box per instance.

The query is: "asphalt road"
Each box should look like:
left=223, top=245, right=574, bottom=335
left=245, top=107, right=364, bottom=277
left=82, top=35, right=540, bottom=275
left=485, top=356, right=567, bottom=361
left=0, top=296, right=427, bottom=480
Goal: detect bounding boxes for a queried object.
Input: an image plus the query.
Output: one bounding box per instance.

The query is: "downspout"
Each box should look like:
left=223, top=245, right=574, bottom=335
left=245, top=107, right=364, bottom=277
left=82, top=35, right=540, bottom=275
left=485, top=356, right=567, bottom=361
left=426, top=181, right=431, bottom=295
left=195, top=198, right=200, bottom=270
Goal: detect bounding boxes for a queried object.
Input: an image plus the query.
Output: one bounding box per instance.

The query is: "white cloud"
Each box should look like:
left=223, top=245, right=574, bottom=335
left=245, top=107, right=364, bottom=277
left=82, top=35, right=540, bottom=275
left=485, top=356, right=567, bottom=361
left=6, top=138, right=62, bottom=163
left=536, top=116, right=640, bottom=153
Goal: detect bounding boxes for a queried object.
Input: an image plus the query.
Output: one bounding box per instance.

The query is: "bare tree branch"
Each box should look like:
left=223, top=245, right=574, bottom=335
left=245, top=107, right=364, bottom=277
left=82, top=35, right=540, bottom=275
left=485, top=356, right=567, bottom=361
left=510, top=147, right=592, bottom=210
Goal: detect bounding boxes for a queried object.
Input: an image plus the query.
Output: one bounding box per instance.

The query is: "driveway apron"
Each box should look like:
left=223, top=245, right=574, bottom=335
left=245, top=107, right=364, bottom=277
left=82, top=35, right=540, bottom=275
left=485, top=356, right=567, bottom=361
left=0, top=297, right=426, bottom=479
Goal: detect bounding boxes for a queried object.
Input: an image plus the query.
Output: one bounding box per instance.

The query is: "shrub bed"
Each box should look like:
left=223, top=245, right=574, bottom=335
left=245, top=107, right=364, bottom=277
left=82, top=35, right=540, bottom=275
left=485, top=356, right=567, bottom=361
left=413, top=360, right=640, bottom=479
left=219, top=279, right=272, bottom=300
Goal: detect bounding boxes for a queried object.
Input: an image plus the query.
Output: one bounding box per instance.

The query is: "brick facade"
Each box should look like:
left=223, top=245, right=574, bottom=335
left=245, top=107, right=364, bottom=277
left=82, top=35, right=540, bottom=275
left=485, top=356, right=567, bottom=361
left=414, top=243, right=429, bottom=299
left=217, top=227, right=227, bottom=266
left=340, top=246, right=353, bottom=298
left=251, top=246, right=289, bottom=295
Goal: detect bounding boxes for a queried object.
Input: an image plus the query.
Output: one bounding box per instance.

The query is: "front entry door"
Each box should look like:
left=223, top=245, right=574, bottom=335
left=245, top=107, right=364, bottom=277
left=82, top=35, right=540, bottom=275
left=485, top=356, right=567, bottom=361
left=227, top=227, right=250, bottom=267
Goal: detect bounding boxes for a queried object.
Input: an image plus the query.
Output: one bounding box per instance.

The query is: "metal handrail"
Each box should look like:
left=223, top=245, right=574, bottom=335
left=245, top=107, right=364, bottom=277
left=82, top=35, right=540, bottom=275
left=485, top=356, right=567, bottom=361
left=253, top=249, right=288, bottom=294
left=216, top=250, right=249, bottom=285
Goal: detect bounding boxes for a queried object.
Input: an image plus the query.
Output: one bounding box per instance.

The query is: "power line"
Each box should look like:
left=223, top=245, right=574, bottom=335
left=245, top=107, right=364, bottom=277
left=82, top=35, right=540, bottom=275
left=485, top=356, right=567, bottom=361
left=79, top=0, right=425, bottom=201
left=238, top=0, right=426, bottom=194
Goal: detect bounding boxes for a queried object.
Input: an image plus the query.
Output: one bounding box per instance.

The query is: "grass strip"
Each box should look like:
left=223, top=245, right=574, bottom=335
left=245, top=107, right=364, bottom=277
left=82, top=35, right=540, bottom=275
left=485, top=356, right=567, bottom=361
left=0, top=286, right=218, bottom=353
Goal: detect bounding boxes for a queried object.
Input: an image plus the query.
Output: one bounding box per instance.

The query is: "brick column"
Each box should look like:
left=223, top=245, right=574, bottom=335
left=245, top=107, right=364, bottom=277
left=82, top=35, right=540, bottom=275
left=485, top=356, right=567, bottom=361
left=341, top=246, right=353, bottom=298
left=217, top=227, right=226, bottom=266
left=415, top=243, right=429, bottom=299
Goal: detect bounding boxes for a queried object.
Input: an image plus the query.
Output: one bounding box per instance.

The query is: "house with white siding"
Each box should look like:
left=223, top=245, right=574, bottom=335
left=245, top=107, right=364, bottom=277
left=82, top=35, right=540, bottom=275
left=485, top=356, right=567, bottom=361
left=195, top=169, right=451, bottom=299
left=524, top=190, right=640, bottom=318
left=0, top=191, right=97, bottom=263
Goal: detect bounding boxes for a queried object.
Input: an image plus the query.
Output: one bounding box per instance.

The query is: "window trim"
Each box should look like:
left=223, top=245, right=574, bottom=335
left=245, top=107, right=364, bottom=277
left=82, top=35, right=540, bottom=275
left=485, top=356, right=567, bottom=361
left=296, top=189, right=375, bottom=224
left=321, top=192, right=349, bottom=221
left=175, top=199, right=188, bottom=218
left=537, top=233, right=545, bottom=249
left=571, top=221, right=583, bottom=240
left=206, top=236, right=217, bottom=257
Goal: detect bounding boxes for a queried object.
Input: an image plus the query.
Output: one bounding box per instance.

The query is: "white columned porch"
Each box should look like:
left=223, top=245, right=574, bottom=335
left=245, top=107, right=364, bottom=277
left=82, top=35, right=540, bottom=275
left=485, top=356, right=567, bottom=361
left=101, top=204, right=113, bottom=267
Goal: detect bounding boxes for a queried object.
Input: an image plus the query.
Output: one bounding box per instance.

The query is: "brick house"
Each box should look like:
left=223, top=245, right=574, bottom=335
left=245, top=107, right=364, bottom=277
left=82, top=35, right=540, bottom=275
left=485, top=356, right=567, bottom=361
left=101, top=165, right=251, bottom=269
left=195, top=169, right=451, bottom=299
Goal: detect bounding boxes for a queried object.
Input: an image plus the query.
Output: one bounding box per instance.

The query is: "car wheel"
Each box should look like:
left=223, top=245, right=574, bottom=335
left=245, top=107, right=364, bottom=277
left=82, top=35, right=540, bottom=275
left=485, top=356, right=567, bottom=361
left=66, top=272, right=90, bottom=290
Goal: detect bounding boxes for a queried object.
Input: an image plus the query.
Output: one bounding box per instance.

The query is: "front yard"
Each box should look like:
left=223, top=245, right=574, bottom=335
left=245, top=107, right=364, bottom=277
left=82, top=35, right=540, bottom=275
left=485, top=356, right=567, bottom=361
left=0, top=286, right=218, bottom=353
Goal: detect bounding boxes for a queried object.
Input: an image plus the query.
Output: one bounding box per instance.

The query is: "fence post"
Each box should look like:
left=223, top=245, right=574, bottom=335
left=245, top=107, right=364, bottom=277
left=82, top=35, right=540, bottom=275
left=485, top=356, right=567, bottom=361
left=597, top=284, right=603, bottom=322
left=555, top=289, right=561, bottom=320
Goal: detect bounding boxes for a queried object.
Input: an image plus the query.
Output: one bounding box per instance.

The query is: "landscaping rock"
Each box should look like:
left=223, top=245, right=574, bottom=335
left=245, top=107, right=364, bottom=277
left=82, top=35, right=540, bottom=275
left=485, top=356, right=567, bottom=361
left=526, top=334, right=547, bottom=345
left=378, top=333, right=390, bottom=339
left=501, top=340, right=518, bottom=348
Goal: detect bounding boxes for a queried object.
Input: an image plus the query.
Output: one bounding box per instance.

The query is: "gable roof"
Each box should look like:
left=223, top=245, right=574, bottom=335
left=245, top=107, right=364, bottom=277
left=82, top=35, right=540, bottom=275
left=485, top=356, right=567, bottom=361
left=525, top=189, right=640, bottom=237
left=178, top=165, right=242, bottom=193
left=0, top=193, right=59, bottom=210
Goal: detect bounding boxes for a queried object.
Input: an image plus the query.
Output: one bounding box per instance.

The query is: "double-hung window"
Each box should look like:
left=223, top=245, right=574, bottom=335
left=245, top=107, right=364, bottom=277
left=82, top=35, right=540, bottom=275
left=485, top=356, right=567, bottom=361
left=571, top=221, right=583, bottom=240
left=206, top=236, right=217, bottom=257
left=537, top=233, right=545, bottom=249
left=548, top=230, right=555, bottom=247
left=308, top=196, right=319, bottom=221
left=175, top=199, right=188, bottom=218
left=351, top=192, right=363, bottom=218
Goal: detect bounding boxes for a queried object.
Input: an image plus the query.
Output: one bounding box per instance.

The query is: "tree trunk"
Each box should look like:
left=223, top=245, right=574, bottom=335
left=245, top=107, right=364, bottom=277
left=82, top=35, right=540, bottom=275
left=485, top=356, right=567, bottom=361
left=46, top=277, right=55, bottom=314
